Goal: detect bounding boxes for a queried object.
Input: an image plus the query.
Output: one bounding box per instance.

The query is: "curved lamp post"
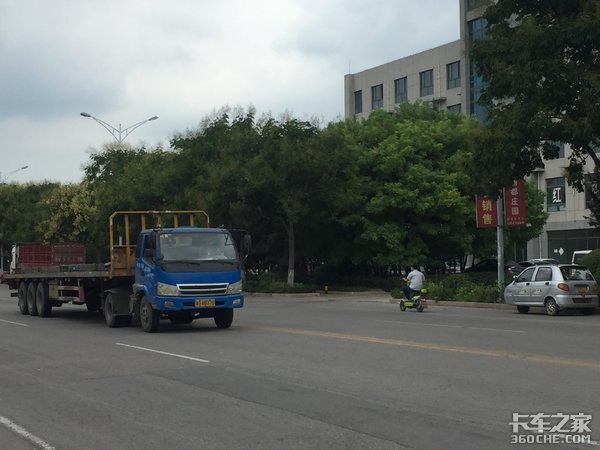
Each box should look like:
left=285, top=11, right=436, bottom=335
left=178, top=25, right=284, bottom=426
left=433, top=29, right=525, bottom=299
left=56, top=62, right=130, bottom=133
left=80, top=112, right=158, bottom=143
left=0, top=165, right=29, bottom=183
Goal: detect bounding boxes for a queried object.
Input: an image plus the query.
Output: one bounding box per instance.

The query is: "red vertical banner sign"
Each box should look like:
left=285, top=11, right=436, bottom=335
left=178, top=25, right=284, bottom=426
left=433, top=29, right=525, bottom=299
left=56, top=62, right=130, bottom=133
left=503, top=180, right=526, bottom=227
left=475, top=196, right=498, bottom=228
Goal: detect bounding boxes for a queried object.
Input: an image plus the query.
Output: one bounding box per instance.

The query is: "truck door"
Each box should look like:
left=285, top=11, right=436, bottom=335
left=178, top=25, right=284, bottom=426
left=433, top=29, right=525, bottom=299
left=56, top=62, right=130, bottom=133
left=136, top=232, right=157, bottom=298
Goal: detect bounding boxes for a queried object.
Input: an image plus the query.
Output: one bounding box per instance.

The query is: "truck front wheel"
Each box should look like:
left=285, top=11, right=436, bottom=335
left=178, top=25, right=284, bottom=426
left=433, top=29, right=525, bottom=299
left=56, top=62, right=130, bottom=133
left=214, top=309, right=233, bottom=329
left=140, top=296, right=159, bottom=333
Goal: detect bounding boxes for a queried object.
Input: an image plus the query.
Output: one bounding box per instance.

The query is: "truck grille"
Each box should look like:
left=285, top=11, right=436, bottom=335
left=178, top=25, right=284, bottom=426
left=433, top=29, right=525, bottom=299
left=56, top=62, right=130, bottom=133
left=177, top=283, right=228, bottom=296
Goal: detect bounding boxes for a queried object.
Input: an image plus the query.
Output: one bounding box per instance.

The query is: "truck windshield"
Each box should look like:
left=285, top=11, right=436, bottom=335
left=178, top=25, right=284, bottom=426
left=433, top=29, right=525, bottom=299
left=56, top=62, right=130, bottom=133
left=159, top=232, right=238, bottom=262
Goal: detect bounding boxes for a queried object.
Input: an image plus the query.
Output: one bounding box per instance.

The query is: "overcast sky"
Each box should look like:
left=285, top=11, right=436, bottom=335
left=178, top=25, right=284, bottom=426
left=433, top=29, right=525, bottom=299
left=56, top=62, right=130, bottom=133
left=0, top=0, right=459, bottom=184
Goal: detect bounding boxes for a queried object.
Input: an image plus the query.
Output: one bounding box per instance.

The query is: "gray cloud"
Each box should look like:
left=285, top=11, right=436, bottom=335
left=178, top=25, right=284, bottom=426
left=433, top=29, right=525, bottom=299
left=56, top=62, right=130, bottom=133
left=0, top=0, right=459, bottom=183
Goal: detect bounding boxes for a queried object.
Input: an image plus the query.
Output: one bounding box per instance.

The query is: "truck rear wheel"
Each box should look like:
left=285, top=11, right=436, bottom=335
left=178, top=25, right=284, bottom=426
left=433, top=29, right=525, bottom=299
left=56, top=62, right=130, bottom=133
left=140, top=295, right=159, bottom=333
left=18, top=282, right=29, bottom=315
left=214, top=309, right=233, bottom=329
left=36, top=282, right=51, bottom=317
left=103, top=292, right=132, bottom=327
left=27, top=282, right=38, bottom=316
left=104, top=293, right=120, bottom=327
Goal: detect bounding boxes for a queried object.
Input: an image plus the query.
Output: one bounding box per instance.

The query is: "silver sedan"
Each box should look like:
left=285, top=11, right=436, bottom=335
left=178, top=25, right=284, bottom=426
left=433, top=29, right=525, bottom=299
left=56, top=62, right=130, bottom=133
left=504, top=264, right=599, bottom=315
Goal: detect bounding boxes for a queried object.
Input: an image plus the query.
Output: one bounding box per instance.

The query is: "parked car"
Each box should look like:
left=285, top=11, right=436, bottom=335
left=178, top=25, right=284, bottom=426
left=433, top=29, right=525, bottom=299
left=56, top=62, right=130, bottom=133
left=504, top=264, right=598, bottom=315
left=464, top=258, right=518, bottom=273
left=507, top=258, right=561, bottom=276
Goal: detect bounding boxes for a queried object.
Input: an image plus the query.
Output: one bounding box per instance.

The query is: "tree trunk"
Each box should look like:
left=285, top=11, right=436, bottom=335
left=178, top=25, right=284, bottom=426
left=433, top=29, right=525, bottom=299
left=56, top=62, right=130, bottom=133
left=287, top=220, right=295, bottom=286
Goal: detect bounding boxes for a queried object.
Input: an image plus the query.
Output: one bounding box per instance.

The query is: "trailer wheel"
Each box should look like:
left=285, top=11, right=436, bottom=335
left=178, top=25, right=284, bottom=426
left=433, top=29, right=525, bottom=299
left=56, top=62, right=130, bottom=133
left=36, top=282, right=51, bottom=317
left=140, top=295, right=159, bottom=333
left=27, top=282, right=38, bottom=316
left=18, top=282, right=29, bottom=315
left=214, top=309, right=233, bottom=329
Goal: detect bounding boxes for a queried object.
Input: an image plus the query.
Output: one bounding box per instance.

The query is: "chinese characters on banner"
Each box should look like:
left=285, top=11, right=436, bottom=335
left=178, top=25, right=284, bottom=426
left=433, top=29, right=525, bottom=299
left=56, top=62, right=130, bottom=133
left=504, top=179, right=526, bottom=227
left=475, top=180, right=526, bottom=228
left=475, top=196, right=498, bottom=228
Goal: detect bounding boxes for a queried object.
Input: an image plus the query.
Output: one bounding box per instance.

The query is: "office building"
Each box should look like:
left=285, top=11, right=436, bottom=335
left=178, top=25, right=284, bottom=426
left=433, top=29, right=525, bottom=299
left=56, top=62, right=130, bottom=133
left=343, top=0, right=600, bottom=262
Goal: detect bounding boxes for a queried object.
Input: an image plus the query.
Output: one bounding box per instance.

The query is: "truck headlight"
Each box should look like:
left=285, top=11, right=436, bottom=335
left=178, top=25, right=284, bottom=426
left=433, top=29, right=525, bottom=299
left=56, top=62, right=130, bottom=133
left=157, top=282, right=180, bottom=296
left=226, top=280, right=243, bottom=294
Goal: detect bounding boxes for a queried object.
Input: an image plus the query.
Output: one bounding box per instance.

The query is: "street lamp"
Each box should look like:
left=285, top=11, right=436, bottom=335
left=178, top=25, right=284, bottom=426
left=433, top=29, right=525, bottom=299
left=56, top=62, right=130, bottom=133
left=0, top=165, right=29, bottom=183
left=80, top=112, right=159, bottom=143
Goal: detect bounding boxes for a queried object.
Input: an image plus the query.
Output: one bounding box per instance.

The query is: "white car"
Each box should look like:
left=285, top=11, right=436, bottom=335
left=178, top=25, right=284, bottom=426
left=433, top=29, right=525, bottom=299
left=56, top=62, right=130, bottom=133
left=504, top=264, right=598, bottom=316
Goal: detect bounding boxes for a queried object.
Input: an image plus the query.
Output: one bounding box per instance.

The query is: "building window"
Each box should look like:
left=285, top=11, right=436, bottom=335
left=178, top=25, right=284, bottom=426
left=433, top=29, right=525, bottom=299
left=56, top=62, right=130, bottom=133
left=420, top=69, right=433, bottom=97
left=585, top=173, right=600, bottom=210
left=354, top=90, right=362, bottom=114
left=371, top=84, right=383, bottom=110
left=447, top=104, right=462, bottom=114
left=468, top=18, right=488, bottom=121
left=447, top=61, right=461, bottom=89
left=468, top=17, right=487, bottom=41
left=547, top=177, right=566, bottom=212
left=546, top=141, right=565, bottom=159
left=394, top=77, right=407, bottom=103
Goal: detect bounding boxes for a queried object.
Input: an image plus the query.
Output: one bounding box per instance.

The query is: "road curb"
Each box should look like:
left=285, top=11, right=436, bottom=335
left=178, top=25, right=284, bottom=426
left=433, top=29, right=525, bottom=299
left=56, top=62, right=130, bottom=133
left=247, top=291, right=514, bottom=309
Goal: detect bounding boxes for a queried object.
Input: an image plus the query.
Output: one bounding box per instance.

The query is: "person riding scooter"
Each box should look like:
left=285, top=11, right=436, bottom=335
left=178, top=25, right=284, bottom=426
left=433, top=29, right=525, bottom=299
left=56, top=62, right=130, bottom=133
left=402, top=266, right=425, bottom=300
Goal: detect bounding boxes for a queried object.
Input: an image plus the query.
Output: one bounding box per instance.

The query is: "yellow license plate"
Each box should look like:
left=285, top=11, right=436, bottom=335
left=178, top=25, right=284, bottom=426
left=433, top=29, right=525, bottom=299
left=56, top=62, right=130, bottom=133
left=578, top=287, right=586, bottom=296
left=195, top=299, right=215, bottom=307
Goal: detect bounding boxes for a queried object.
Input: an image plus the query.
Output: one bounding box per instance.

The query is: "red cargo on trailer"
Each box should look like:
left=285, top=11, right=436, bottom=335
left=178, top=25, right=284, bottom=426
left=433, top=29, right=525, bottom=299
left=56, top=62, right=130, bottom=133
left=13, top=243, right=51, bottom=270
left=51, top=243, right=86, bottom=265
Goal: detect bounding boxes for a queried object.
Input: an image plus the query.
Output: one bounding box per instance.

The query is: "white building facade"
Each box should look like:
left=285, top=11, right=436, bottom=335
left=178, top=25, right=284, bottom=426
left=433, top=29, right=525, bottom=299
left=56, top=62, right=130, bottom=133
left=343, top=0, right=600, bottom=262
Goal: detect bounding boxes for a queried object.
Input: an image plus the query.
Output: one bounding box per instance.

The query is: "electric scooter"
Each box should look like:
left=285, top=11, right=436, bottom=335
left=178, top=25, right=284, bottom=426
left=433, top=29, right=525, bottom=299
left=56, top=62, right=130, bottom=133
left=399, top=289, right=428, bottom=312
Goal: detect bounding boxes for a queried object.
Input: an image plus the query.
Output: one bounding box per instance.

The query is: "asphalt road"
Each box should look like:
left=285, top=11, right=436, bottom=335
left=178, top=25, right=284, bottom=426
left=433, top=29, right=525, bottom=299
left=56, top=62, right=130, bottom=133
left=1, top=284, right=599, bottom=450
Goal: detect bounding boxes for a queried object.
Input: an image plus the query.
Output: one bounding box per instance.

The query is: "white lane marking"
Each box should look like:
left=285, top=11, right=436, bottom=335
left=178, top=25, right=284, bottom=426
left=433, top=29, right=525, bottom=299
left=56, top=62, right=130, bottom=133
left=115, top=343, right=210, bottom=363
left=0, top=415, right=55, bottom=450
left=0, top=318, right=29, bottom=327
left=378, top=319, right=525, bottom=334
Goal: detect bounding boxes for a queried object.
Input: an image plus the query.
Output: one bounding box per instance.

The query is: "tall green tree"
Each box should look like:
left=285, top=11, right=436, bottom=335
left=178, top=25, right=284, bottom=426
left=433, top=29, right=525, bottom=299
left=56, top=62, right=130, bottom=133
left=36, top=182, right=96, bottom=243
left=338, top=104, right=477, bottom=270
left=470, top=0, right=600, bottom=195
left=0, top=182, right=60, bottom=267
left=0, top=182, right=59, bottom=244
left=83, top=142, right=180, bottom=260
left=171, top=108, right=357, bottom=286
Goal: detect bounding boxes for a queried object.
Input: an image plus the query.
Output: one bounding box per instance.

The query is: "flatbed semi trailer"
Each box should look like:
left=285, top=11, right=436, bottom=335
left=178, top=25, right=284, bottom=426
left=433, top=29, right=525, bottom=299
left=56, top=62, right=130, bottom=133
left=2, top=210, right=250, bottom=332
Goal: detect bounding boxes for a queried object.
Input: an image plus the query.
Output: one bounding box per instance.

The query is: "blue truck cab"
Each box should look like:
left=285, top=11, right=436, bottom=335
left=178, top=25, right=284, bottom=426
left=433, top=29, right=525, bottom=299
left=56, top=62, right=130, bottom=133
left=131, top=225, right=249, bottom=332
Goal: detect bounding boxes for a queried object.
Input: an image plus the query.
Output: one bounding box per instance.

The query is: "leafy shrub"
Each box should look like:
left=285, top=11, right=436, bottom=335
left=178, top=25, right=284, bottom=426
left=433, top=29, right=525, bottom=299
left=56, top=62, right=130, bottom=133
left=245, top=279, right=315, bottom=293
left=582, top=250, right=600, bottom=282
left=454, top=283, right=500, bottom=303
left=425, top=273, right=502, bottom=303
